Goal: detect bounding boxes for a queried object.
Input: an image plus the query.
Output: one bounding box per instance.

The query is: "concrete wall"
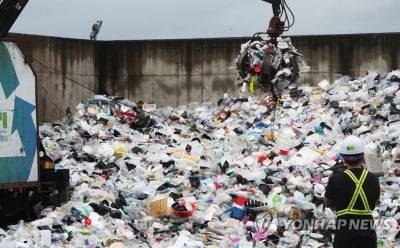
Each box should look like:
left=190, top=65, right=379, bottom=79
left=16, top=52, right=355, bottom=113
left=5, top=34, right=98, bottom=123
left=5, top=33, right=400, bottom=123
left=292, top=34, right=400, bottom=84
left=96, top=39, right=240, bottom=109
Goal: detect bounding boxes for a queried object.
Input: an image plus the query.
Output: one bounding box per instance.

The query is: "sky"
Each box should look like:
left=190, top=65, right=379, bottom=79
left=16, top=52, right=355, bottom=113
left=9, top=0, right=400, bottom=41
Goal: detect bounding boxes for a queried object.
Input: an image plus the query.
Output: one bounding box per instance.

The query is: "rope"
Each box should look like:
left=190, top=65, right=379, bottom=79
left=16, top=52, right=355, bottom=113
left=31, top=58, right=99, bottom=119
left=32, top=59, right=96, bottom=94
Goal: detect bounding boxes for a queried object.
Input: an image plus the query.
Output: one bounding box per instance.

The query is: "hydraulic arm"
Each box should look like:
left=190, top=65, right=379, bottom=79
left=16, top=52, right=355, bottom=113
left=262, top=0, right=281, bottom=17
left=261, top=0, right=294, bottom=43
left=0, top=0, right=29, bottom=38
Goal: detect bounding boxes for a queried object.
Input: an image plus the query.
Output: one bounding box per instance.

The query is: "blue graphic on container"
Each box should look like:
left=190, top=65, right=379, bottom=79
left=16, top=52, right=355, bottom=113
left=0, top=42, right=37, bottom=183
left=0, top=43, right=19, bottom=98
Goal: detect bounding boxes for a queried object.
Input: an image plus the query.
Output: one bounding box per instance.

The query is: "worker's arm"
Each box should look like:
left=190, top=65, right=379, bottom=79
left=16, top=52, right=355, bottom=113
left=375, top=178, right=382, bottom=207
left=324, top=174, right=336, bottom=209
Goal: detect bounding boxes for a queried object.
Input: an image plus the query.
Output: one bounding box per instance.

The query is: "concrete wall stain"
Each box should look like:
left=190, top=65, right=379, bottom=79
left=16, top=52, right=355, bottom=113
left=389, top=37, right=399, bottom=70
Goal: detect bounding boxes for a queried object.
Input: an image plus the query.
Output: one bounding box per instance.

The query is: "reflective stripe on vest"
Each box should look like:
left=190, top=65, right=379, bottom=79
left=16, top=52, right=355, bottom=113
left=336, top=169, right=372, bottom=216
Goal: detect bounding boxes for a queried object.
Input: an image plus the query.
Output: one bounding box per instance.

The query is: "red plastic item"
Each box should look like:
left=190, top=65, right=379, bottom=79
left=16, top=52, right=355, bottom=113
left=84, top=218, right=91, bottom=226
left=233, top=196, right=248, bottom=206
left=279, top=149, right=289, bottom=155
left=257, top=155, right=267, bottom=163
left=253, top=65, right=262, bottom=73
left=279, top=148, right=293, bottom=155
left=120, top=111, right=135, bottom=117
left=172, top=202, right=196, bottom=218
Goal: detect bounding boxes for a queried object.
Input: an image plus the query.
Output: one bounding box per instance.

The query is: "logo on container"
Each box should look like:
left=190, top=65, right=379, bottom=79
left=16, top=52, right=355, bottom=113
left=0, top=112, right=7, bottom=129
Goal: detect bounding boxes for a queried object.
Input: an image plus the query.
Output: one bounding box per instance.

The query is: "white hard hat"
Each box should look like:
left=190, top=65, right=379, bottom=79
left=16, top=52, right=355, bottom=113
left=339, top=135, right=365, bottom=155
left=339, top=136, right=365, bottom=162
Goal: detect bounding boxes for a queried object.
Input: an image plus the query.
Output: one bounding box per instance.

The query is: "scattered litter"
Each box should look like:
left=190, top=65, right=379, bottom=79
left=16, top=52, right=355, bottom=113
left=2, top=69, right=400, bottom=247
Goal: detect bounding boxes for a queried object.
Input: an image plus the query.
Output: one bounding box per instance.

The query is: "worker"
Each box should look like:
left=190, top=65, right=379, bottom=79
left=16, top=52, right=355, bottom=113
left=324, top=135, right=380, bottom=248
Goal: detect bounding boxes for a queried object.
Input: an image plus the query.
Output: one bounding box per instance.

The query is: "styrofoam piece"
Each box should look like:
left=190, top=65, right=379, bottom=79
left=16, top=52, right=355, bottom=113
left=288, top=147, right=321, bottom=166
left=318, top=79, right=330, bottom=89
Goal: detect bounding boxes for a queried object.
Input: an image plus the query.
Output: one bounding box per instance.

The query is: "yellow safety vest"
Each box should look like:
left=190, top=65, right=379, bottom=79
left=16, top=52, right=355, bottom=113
left=336, top=169, right=372, bottom=216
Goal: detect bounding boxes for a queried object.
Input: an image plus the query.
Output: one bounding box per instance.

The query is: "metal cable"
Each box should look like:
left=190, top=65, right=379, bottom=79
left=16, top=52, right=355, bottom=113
left=31, top=58, right=96, bottom=94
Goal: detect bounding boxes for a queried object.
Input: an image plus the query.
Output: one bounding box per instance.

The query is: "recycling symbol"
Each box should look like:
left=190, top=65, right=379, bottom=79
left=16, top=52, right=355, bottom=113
left=0, top=42, right=37, bottom=183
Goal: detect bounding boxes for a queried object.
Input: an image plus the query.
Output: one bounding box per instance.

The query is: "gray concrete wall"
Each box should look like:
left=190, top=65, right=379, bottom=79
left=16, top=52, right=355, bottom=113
left=6, top=34, right=98, bottom=123
left=5, top=33, right=400, bottom=123
left=96, top=39, right=240, bottom=109
left=291, top=34, right=400, bottom=84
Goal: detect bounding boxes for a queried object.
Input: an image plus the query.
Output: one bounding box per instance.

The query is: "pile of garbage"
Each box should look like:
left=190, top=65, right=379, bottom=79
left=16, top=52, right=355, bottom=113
left=1, top=70, right=400, bottom=247
left=235, top=35, right=310, bottom=98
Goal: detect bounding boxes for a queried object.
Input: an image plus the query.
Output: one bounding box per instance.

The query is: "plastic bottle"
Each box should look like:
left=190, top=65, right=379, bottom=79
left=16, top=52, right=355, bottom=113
left=271, top=194, right=282, bottom=210
left=379, top=202, right=388, bottom=216
left=377, top=239, right=385, bottom=247
left=300, top=230, right=309, bottom=246
left=280, top=231, right=300, bottom=246
left=288, top=197, right=315, bottom=211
